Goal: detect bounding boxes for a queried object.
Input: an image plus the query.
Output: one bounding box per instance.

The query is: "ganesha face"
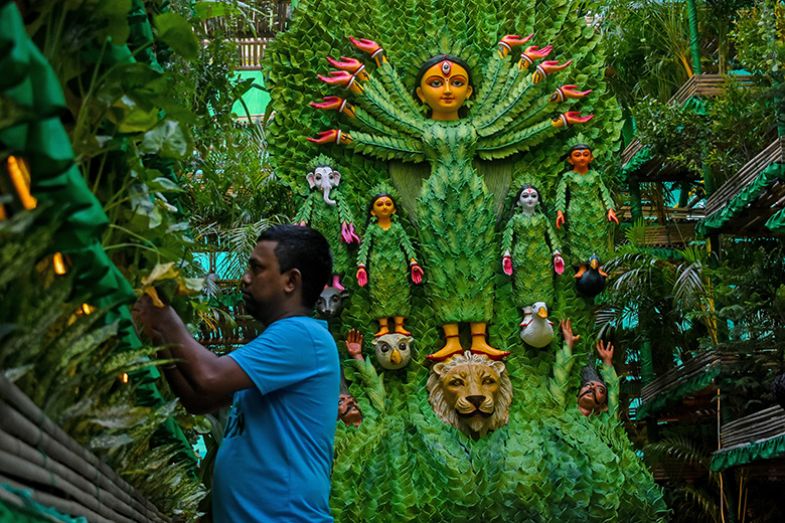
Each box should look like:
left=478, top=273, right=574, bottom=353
left=427, top=352, right=512, bottom=438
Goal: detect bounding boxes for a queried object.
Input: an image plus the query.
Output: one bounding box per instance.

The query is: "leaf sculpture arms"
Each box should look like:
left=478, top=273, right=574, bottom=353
left=474, top=38, right=593, bottom=159
left=309, top=38, right=426, bottom=162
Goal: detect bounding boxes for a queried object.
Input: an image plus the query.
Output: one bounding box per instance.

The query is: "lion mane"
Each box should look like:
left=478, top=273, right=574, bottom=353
left=426, top=351, right=513, bottom=438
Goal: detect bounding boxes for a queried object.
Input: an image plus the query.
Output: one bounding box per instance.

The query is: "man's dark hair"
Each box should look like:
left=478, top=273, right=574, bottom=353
left=257, top=225, right=332, bottom=308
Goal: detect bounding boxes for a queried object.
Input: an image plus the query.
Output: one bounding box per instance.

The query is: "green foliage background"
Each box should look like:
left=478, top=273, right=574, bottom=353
left=264, top=0, right=667, bottom=519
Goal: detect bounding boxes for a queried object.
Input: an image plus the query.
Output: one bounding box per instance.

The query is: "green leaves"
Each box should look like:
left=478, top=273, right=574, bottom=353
left=141, top=119, right=191, bottom=159
left=154, top=13, right=200, bottom=60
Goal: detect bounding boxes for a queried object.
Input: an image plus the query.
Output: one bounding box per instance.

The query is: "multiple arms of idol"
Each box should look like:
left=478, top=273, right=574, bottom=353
left=308, top=35, right=593, bottom=160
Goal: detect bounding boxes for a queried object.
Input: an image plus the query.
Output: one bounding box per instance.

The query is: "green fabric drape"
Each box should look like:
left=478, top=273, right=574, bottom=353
left=711, top=431, right=785, bottom=471
left=697, top=162, right=785, bottom=235
left=0, top=0, right=193, bottom=458
left=0, top=485, right=86, bottom=523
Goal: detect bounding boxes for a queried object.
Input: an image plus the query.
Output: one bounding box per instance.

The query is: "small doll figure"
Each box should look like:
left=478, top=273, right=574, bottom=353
left=554, top=143, right=618, bottom=293
left=502, top=184, right=564, bottom=332
left=339, top=329, right=365, bottom=427
left=294, top=155, right=360, bottom=291
left=577, top=340, right=618, bottom=417
left=356, top=188, right=423, bottom=337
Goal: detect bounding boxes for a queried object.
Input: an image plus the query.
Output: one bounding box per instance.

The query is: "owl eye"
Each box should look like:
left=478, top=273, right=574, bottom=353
left=379, top=343, right=390, bottom=352
left=398, top=342, right=408, bottom=351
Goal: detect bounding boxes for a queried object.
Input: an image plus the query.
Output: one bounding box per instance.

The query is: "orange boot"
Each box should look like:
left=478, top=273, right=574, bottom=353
left=469, top=322, right=510, bottom=360
left=393, top=316, right=411, bottom=335
left=375, top=318, right=390, bottom=337
left=426, top=323, right=463, bottom=361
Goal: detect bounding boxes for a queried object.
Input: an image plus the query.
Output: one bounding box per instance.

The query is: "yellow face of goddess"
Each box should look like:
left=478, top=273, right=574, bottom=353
left=415, top=61, right=473, bottom=121
left=371, top=196, right=396, bottom=219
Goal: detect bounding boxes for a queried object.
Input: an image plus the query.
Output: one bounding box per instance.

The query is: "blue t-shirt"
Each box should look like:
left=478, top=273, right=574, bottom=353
left=212, top=316, right=340, bottom=522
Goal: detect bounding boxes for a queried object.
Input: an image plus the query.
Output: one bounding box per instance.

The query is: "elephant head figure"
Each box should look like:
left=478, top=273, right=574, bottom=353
left=307, top=164, right=341, bottom=206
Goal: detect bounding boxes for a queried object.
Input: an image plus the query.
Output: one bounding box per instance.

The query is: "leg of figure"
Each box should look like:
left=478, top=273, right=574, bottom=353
left=393, top=316, right=411, bottom=335
left=375, top=317, right=390, bottom=337
left=469, top=322, right=510, bottom=360
left=426, top=323, right=463, bottom=361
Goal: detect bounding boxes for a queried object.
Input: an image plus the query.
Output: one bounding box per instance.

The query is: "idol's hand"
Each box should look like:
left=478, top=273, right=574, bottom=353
left=553, top=253, right=565, bottom=275
left=533, top=59, right=573, bottom=83
left=327, top=56, right=368, bottom=79
left=519, top=45, right=553, bottom=68
left=349, top=37, right=383, bottom=57
left=410, top=261, right=424, bottom=285
left=560, top=318, right=581, bottom=350
left=552, top=111, right=594, bottom=128
left=607, top=209, right=619, bottom=224
left=555, top=210, right=566, bottom=229
left=498, top=34, right=533, bottom=57
left=356, top=266, right=368, bottom=287
left=502, top=255, right=513, bottom=276
left=310, top=96, right=356, bottom=118
left=551, top=85, right=592, bottom=103
left=317, top=71, right=363, bottom=94
left=307, top=129, right=352, bottom=145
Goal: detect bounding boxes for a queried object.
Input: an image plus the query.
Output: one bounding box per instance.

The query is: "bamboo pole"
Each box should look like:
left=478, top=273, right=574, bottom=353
left=0, top=429, right=154, bottom=523
left=0, top=376, right=168, bottom=521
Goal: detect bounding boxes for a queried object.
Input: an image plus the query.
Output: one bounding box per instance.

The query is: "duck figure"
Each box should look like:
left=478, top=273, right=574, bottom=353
left=520, top=302, right=555, bottom=348
left=575, top=254, right=607, bottom=298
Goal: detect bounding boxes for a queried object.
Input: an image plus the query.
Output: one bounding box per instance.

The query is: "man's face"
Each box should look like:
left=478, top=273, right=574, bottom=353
left=338, top=393, right=362, bottom=427
left=577, top=381, right=608, bottom=415
left=241, top=241, right=290, bottom=323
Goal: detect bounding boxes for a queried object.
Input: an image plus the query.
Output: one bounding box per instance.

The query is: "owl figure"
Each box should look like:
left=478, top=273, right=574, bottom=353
left=372, top=333, right=413, bottom=370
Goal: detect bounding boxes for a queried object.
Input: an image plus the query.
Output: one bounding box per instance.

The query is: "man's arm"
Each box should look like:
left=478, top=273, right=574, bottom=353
left=133, top=295, right=253, bottom=414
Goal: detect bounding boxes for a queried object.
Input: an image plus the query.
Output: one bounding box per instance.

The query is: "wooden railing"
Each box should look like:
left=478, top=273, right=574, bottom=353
left=719, top=405, right=785, bottom=450
left=622, top=74, right=754, bottom=168
left=0, top=376, right=169, bottom=522
left=703, top=137, right=785, bottom=219
left=236, top=37, right=269, bottom=70
left=619, top=205, right=705, bottom=222
left=198, top=300, right=262, bottom=348
left=200, top=2, right=290, bottom=38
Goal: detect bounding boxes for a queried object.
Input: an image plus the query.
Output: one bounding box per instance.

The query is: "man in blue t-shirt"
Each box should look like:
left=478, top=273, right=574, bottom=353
left=133, top=225, right=339, bottom=522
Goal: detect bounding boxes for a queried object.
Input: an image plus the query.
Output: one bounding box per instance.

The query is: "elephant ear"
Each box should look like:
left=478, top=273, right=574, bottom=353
left=306, top=171, right=317, bottom=189
left=333, top=170, right=341, bottom=186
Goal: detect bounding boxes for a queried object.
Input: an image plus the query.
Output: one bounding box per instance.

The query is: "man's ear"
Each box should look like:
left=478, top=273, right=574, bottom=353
left=284, top=268, right=302, bottom=295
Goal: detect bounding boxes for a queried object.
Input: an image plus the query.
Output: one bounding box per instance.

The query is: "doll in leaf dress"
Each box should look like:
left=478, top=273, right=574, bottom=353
left=554, top=143, right=618, bottom=293
left=294, top=155, right=360, bottom=291
left=356, top=188, right=424, bottom=337
left=502, top=184, right=564, bottom=326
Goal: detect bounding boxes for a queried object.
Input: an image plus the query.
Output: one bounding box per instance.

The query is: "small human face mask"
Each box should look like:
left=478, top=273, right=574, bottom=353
left=517, top=188, right=539, bottom=212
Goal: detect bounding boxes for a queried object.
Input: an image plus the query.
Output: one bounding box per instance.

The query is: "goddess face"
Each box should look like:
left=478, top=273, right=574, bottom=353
left=568, top=148, right=594, bottom=173
left=371, top=195, right=396, bottom=219
left=517, top=187, right=540, bottom=212
left=415, top=60, right=473, bottom=121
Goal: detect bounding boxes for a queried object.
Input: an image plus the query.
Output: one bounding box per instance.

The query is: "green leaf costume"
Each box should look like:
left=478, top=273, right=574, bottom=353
left=294, top=187, right=356, bottom=276
left=357, top=220, right=417, bottom=318
left=554, top=169, right=615, bottom=263
left=501, top=211, right=561, bottom=309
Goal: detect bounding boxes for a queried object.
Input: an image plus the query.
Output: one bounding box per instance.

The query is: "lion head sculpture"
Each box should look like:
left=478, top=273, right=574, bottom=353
left=427, top=351, right=512, bottom=438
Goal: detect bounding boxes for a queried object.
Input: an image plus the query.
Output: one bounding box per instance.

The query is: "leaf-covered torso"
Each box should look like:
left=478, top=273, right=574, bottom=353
left=502, top=212, right=560, bottom=308
left=555, top=170, right=615, bottom=263
left=294, top=189, right=352, bottom=275
left=417, top=121, right=496, bottom=323
left=358, top=221, right=414, bottom=318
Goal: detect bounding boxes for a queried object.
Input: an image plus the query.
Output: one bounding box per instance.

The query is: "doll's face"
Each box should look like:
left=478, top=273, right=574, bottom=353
left=371, top=196, right=396, bottom=219
left=568, top=148, right=594, bottom=171
left=416, top=61, right=473, bottom=120
left=517, top=188, right=540, bottom=211
left=338, top=393, right=362, bottom=427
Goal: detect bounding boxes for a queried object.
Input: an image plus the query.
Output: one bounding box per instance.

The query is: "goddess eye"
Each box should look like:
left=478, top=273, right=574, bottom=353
left=429, top=79, right=443, bottom=87
left=452, top=79, right=464, bottom=87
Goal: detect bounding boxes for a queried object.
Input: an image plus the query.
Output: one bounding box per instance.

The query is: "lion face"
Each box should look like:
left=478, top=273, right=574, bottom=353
left=427, top=351, right=512, bottom=438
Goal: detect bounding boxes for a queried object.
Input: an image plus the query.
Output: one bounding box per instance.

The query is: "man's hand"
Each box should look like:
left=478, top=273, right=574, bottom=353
left=132, top=294, right=180, bottom=344
left=560, top=318, right=580, bottom=350
left=345, top=329, right=364, bottom=361
left=597, top=340, right=614, bottom=367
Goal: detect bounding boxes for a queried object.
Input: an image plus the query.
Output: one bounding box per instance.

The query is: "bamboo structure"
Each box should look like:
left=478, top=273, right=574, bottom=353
left=0, top=375, right=169, bottom=522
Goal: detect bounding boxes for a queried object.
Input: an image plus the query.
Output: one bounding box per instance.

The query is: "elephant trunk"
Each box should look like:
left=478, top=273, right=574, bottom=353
left=322, top=187, right=337, bottom=206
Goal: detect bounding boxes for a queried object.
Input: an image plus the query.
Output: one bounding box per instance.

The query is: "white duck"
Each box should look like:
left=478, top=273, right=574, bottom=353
left=520, top=302, right=554, bottom=348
